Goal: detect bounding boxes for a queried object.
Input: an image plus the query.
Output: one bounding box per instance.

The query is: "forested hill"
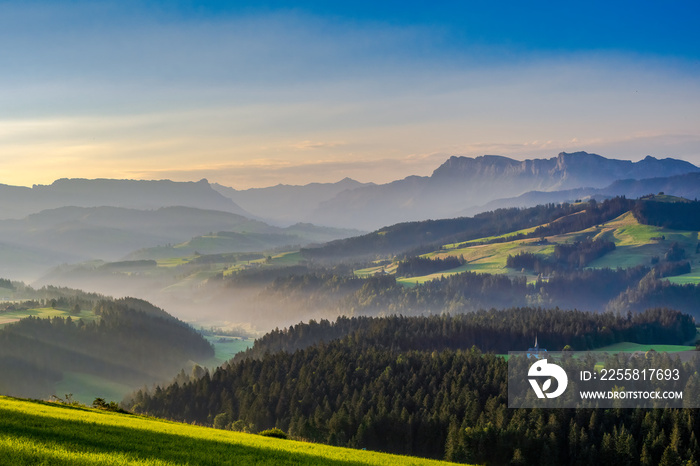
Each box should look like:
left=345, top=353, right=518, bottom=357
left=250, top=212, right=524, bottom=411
left=231, top=308, right=695, bottom=362
left=131, top=308, right=698, bottom=464
left=302, top=197, right=633, bottom=260
left=0, top=295, right=213, bottom=399
left=632, top=197, right=700, bottom=230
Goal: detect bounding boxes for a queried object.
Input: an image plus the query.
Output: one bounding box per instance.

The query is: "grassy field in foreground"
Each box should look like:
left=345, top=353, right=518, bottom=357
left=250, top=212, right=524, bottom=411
left=0, top=396, right=460, bottom=466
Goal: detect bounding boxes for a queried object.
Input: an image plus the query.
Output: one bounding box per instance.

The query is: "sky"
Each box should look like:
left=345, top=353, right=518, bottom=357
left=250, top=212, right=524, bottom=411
left=1, top=0, right=699, bottom=189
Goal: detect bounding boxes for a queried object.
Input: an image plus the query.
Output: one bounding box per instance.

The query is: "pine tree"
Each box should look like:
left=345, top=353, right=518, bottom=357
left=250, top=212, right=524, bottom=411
left=659, top=445, right=683, bottom=466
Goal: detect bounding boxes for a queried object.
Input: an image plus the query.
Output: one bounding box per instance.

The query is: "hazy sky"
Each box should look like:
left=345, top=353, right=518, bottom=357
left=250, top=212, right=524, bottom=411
left=1, top=1, right=699, bottom=188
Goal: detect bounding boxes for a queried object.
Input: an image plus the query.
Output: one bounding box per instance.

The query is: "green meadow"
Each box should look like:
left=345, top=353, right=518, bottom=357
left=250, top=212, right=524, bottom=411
left=0, top=396, right=460, bottom=466
left=594, top=342, right=696, bottom=353
left=666, top=266, right=700, bottom=285
left=386, top=211, right=700, bottom=284
left=585, top=212, right=698, bottom=269
left=355, top=262, right=398, bottom=278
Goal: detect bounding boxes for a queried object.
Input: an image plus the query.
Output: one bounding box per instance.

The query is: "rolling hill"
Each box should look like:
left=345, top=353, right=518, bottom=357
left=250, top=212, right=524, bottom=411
left=132, top=309, right=697, bottom=464
left=0, top=286, right=214, bottom=401
left=33, top=196, right=700, bottom=330
left=400, top=210, right=698, bottom=284
left=302, top=197, right=634, bottom=262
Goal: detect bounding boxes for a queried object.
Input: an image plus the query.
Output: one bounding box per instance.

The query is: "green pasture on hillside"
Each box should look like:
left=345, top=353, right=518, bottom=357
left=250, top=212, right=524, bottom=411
left=585, top=212, right=697, bottom=268
left=499, top=341, right=696, bottom=363
left=269, top=251, right=303, bottom=265
left=156, top=257, right=191, bottom=267
left=594, top=342, right=696, bottom=353
left=666, top=266, right=700, bottom=285
left=441, top=225, right=541, bottom=249
left=355, top=263, right=398, bottom=277
left=0, top=396, right=461, bottom=466
left=394, top=211, right=699, bottom=285
left=397, top=265, right=470, bottom=286
left=0, top=307, right=98, bottom=328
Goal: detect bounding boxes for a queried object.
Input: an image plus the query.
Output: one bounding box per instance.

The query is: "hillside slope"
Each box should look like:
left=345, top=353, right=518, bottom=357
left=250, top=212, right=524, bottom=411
left=0, top=396, right=455, bottom=466
left=0, top=289, right=213, bottom=401
left=133, top=309, right=697, bottom=465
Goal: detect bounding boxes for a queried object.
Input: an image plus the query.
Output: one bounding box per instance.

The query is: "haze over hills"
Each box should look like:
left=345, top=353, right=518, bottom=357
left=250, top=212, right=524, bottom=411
left=212, top=178, right=374, bottom=226
left=0, top=151, right=697, bottom=281
left=0, top=206, right=358, bottom=282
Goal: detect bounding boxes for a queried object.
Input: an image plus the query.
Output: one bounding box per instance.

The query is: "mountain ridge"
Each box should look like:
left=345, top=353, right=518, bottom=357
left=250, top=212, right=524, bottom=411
left=0, top=178, right=252, bottom=220
left=307, top=152, right=699, bottom=229
left=211, top=178, right=374, bottom=226
left=468, top=171, right=700, bottom=215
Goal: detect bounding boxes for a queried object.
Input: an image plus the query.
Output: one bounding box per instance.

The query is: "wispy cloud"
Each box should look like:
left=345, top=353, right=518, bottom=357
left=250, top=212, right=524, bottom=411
left=291, top=141, right=347, bottom=150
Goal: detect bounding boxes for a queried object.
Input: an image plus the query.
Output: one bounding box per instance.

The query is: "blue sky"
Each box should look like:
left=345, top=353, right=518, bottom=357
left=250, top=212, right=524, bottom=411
left=1, top=0, right=699, bottom=188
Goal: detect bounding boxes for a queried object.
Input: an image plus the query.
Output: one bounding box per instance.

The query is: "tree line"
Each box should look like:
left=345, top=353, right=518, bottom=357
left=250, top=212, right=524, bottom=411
left=506, top=238, right=616, bottom=273
left=396, top=256, right=465, bottom=277
left=248, top=258, right=700, bottom=323
left=232, top=309, right=695, bottom=362
left=633, top=199, right=700, bottom=230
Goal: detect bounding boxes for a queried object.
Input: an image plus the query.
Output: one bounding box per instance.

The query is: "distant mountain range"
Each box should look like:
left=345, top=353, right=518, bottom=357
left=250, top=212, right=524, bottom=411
left=211, top=178, right=374, bottom=226
left=2, top=152, right=697, bottom=233
left=0, top=178, right=251, bottom=220
left=213, top=152, right=700, bottom=230
left=0, top=151, right=698, bottom=281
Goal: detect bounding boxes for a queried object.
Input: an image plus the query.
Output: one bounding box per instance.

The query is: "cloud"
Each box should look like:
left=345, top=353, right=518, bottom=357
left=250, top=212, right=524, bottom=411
left=291, top=141, right=347, bottom=150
